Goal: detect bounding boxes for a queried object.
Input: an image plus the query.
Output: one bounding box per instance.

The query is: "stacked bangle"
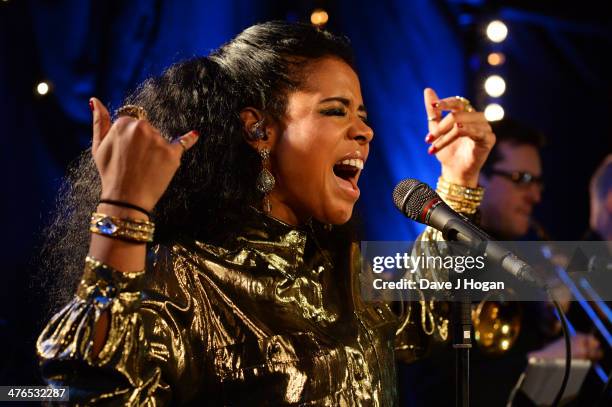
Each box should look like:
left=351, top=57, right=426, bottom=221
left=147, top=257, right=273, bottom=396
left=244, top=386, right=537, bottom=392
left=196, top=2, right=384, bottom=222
left=90, top=212, right=155, bottom=243
left=436, top=176, right=484, bottom=215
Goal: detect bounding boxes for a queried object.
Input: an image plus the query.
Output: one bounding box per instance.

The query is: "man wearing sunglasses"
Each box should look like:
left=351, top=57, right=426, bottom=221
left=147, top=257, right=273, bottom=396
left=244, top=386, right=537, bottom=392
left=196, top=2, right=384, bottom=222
left=479, top=119, right=545, bottom=240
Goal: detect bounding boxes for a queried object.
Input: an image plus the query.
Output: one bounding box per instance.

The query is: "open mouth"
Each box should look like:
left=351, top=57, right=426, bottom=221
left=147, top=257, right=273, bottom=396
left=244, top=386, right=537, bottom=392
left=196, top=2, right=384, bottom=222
left=332, top=158, right=363, bottom=198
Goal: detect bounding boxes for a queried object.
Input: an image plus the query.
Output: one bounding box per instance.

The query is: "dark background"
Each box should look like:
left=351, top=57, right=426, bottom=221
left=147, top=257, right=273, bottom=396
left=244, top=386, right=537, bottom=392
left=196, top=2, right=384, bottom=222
left=1, top=0, right=610, bottom=395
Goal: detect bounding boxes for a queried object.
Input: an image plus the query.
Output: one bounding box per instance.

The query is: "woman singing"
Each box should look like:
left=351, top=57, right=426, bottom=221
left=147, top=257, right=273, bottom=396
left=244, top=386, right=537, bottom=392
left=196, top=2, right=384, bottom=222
left=37, top=21, right=494, bottom=405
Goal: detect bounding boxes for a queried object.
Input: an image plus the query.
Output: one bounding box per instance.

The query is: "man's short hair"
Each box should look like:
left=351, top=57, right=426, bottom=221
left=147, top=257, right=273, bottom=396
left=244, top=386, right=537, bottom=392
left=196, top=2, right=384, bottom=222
left=482, top=118, right=546, bottom=175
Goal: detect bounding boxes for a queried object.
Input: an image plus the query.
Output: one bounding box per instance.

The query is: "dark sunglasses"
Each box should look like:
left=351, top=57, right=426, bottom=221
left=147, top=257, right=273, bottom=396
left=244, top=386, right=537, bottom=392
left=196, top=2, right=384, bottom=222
left=490, top=169, right=544, bottom=188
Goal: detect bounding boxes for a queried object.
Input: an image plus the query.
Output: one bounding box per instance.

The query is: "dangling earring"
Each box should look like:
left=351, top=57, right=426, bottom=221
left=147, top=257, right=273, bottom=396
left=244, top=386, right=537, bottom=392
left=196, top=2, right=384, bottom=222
left=251, top=121, right=274, bottom=213
left=257, top=147, right=275, bottom=214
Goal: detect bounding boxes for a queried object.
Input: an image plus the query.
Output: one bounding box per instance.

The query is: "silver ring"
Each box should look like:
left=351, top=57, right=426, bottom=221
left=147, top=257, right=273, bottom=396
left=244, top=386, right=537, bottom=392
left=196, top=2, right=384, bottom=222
left=178, top=139, right=188, bottom=152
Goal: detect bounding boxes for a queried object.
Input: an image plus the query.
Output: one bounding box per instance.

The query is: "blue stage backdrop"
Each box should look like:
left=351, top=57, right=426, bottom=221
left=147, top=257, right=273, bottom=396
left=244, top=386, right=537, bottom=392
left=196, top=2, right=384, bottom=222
left=2, top=0, right=609, bottom=388
left=337, top=0, right=466, bottom=240
left=29, top=0, right=261, bottom=127
left=25, top=0, right=462, bottom=243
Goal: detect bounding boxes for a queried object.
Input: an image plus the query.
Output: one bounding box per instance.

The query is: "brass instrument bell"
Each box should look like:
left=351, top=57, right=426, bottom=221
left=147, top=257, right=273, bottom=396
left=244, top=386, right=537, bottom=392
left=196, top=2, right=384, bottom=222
left=472, top=291, right=522, bottom=355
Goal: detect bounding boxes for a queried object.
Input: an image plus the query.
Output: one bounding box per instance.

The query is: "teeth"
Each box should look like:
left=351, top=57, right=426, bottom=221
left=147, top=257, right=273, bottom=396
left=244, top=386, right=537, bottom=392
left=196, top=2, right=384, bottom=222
left=338, top=158, right=364, bottom=170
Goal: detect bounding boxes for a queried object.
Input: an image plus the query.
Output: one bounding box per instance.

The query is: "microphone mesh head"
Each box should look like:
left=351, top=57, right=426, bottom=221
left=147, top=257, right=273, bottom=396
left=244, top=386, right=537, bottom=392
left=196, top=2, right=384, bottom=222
left=392, top=178, right=440, bottom=222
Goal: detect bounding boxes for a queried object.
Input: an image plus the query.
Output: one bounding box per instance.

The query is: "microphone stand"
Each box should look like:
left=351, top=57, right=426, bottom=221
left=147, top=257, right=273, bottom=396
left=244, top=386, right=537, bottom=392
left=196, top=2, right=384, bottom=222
left=446, top=237, right=483, bottom=407
left=451, top=272, right=472, bottom=407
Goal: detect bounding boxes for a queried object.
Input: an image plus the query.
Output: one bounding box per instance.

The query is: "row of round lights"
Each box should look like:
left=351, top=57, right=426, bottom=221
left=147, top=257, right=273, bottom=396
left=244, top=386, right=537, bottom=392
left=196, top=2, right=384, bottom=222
left=483, top=20, right=508, bottom=121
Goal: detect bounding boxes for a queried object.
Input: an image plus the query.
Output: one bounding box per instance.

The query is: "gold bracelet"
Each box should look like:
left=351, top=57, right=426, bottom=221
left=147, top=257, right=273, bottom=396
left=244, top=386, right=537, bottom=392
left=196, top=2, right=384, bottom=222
left=437, top=177, right=484, bottom=200
left=436, top=177, right=484, bottom=215
left=437, top=188, right=483, bottom=202
left=90, top=212, right=155, bottom=243
left=437, top=193, right=481, bottom=215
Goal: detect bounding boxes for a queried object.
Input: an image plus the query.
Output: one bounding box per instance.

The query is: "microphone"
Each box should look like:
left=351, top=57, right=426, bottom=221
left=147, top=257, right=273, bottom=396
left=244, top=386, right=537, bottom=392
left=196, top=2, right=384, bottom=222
left=392, top=178, right=537, bottom=284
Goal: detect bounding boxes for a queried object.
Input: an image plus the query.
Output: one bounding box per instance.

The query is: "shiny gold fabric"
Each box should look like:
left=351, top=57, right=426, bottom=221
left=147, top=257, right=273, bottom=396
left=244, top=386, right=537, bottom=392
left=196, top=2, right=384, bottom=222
left=37, top=210, right=414, bottom=406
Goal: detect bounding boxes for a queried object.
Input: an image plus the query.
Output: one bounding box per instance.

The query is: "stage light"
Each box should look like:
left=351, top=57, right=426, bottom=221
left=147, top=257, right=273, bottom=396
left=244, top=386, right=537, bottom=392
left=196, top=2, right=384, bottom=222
left=486, top=20, right=507, bottom=43
left=36, top=81, right=50, bottom=96
left=484, top=75, right=506, bottom=97
left=310, top=9, right=329, bottom=26
left=484, top=103, right=504, bottom=121
left=487, top=52, right=505, bottom=66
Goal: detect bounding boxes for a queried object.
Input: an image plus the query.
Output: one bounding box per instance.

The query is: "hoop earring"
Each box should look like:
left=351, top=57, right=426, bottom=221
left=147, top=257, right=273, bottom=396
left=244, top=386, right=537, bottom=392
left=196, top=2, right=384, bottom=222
left=256, top=148, right=275, bottom=213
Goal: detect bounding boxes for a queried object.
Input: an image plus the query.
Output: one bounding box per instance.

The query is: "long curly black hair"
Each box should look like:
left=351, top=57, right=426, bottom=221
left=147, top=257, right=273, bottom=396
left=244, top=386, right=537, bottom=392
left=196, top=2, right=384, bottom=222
left=40, top=21, right=358, bottom=312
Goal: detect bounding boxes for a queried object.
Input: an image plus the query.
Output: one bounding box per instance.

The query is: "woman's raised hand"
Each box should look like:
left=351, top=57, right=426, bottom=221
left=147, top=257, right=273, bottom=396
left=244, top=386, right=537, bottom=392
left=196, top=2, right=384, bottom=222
left=90, top=98, right=199, bottom=212
left=423, top=88, right=495, bottom=187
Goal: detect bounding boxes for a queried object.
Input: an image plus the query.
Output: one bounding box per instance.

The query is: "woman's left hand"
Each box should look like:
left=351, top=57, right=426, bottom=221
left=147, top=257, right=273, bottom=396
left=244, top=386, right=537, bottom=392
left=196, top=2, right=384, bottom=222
left=423, top=88, right=496, bottom=187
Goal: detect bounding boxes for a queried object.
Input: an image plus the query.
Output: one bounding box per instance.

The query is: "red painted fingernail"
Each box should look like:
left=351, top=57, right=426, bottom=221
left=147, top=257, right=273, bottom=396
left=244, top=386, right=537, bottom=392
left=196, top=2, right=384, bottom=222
left=428, top=145, right=437, bottom=155
left=425, top=134, right=434, bottom=143
left=457, top=122, right=464, bottom=128
left=89, top=99, right=94, bottom=111
left=192, top=130, right=200, bottom=137
left=431, top=102, right=440, bottom=108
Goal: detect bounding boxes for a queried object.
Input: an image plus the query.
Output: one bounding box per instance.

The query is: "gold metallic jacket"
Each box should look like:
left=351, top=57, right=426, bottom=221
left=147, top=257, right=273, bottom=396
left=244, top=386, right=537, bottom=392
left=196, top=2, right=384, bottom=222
left=37, top=211, right=443, bottom=406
